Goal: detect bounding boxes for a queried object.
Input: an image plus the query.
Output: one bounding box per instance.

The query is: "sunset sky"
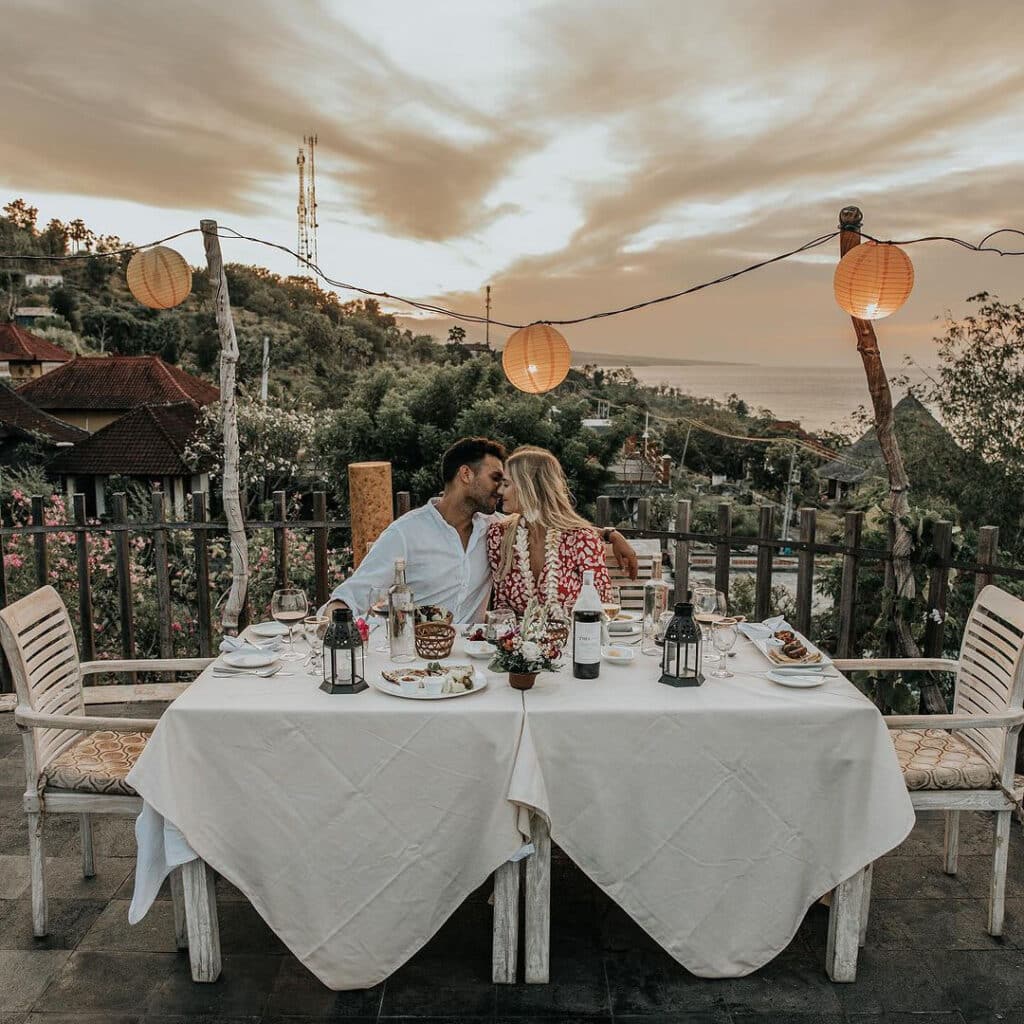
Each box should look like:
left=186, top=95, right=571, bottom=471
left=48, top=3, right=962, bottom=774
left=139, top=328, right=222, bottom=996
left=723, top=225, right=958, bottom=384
left=2, top=0, right=1022, bottom=366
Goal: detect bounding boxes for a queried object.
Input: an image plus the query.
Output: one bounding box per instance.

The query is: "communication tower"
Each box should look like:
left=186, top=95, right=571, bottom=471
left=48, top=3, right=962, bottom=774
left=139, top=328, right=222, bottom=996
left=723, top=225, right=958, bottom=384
left=295, top=134, right=319, bottom=272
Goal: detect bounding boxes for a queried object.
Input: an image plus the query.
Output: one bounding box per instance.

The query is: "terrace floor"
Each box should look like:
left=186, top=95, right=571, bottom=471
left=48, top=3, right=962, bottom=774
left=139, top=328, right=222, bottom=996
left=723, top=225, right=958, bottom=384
left=2, top=704, right=1024, bottom=1024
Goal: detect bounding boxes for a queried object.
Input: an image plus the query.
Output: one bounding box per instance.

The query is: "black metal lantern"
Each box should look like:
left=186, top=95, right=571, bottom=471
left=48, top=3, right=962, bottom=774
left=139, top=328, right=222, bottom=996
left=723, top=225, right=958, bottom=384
left=659, top=598, right=704, bottom=687
left=320, top=607, right=368, bottom=694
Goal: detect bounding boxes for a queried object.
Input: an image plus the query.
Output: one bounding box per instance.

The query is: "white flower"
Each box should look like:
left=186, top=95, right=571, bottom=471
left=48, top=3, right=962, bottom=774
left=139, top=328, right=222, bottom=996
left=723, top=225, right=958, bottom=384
left=521, top=641, right=541, bottom=663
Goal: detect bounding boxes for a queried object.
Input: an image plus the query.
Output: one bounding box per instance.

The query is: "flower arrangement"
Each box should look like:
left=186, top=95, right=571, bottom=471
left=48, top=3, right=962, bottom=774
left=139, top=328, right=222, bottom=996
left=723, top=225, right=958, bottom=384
left=488, top=600, right=565, bottom=675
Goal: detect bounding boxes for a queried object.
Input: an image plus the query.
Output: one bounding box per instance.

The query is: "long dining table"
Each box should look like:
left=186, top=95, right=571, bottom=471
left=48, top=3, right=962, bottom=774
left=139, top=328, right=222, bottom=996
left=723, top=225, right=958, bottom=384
left=127, top=625, right=914, bottom=989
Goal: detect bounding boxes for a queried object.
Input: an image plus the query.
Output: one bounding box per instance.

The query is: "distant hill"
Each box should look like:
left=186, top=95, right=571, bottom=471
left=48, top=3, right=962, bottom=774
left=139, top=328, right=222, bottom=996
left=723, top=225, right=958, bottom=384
left=569, top=350, right=748, bottom=368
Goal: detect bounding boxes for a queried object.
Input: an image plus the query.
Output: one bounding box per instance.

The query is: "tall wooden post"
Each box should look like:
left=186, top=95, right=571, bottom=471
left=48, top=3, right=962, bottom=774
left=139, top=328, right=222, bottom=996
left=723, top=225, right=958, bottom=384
left=839, top=207, right=941, bottom=712
left=201, top=219, right=248, bottom=635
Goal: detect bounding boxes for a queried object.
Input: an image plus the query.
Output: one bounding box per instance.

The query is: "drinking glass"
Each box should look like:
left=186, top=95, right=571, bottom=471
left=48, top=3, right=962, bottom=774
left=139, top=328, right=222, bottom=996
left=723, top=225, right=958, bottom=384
left=646, top=609, right=676, bottom=656
left=693, top=587, right=727, bottom=661
left=303, top=615, right=326, bottom=674
left=271, top=588, right=307, bottom=661
left=602, top=586, right=622, bottom=624
left=367, top=585, right=391, bottom=654
left=711, top=621, right=738, bottom=678
left=485, top=608, right=516, bottom=644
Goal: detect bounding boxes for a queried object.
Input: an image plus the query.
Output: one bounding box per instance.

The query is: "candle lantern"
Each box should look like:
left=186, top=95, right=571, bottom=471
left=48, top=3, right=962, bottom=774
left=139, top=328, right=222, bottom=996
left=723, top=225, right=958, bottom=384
left=320, top=607, right=368, bottom=694
left=659, top=598, right=704, bottom=687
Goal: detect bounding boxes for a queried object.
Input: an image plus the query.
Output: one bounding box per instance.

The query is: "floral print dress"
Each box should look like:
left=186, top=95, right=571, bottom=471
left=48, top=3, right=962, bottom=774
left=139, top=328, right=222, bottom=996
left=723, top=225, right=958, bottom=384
left=486, top=520, right=613, bottom=616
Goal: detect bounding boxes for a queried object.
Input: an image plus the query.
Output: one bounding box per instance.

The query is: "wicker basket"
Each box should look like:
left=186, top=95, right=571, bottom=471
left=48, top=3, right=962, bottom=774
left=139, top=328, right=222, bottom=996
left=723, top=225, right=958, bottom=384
left=415, top=622, right=456, bottom=659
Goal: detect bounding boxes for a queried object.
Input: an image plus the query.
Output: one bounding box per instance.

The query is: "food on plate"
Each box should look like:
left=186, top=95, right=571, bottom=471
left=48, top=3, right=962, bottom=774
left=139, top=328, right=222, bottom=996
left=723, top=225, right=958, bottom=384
left=382, top=662, right=475, bottom=693
left=468, top=627, right=486, bottom=642
left=415, top=605, right=453, bottom=624
left=782, top=641, right=808, bottom=659
left=773, top=630, right=796, bottom=644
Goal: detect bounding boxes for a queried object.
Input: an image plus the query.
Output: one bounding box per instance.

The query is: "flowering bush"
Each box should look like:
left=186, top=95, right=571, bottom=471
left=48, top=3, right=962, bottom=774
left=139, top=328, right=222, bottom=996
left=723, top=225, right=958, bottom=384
left=488, top=601, right=565, bottom=675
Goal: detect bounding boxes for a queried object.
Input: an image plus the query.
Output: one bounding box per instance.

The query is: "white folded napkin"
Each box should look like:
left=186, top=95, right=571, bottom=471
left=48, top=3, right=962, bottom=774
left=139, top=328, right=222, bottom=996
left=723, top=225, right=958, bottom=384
left=218, top=636, right=281, bottom=655
left=737, top=615, right=790, bottom=641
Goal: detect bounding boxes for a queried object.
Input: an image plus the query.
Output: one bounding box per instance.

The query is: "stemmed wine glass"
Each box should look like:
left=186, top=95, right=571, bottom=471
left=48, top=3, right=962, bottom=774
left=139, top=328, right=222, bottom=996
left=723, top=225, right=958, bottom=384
left=271, top=588, right=308, bottom=661
left=367, top=585, right=391, bottom=654
left=711, top=620, right=738, bottom=678
left=693, top=587, right=727, bottom=661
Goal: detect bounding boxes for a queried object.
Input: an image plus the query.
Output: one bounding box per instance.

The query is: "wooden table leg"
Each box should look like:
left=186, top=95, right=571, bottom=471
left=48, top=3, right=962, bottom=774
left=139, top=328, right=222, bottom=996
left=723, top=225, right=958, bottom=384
left=826, top=867, right=865, bottom=982
left=170, top=867, right=189, bottom=950
left=492, top=859, right=520, bottom=983
left=180, top=859, right=221, bottom=982
left=525, top=814, right=551, bottom=984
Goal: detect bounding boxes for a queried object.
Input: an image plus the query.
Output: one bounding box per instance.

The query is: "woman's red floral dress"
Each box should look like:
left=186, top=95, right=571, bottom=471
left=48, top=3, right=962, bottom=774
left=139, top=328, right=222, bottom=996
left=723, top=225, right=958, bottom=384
left=486, top=521, right=613, bottom=616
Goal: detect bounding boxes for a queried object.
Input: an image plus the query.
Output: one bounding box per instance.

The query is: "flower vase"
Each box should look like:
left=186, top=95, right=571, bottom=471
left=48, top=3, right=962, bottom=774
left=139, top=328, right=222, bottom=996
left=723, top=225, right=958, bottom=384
left=509, top=671, right=538, bottom=691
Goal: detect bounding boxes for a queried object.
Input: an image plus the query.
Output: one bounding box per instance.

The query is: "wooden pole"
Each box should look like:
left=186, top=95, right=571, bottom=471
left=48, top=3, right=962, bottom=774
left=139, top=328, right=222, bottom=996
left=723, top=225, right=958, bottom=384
left=839, top=207, right=940, bottom=712
left=201, top=219, right=248, bottom=635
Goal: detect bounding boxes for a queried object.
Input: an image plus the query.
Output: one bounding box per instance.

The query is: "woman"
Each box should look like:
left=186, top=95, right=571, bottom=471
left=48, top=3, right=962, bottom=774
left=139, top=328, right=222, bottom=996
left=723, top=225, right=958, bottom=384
left=487, top=445, right=613, bottom=616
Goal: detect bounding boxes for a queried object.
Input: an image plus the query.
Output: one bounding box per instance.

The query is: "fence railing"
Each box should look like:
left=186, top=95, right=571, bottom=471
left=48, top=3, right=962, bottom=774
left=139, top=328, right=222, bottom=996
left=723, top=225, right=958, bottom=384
left=1, top=488, right=1021, bottom=694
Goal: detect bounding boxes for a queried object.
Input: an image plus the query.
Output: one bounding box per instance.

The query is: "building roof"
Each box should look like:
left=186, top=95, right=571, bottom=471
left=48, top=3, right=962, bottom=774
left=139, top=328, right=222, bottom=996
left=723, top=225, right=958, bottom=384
left=0, top=323, right=72, bottom=363
left=17, top=355, right=219, bottom=411
left=817, top=395, right=951, bottom=484
left=0, top=381, right=87, bottom=445
left=48, top=402, right=205, bottom=476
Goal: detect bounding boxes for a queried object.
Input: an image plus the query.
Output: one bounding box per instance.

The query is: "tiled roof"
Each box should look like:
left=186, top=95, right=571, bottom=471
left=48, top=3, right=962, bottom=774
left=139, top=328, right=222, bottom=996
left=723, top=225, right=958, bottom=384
left=48, top=402, right=205, bottom=476
left=0, top=381, right=87, bottom=444
left=0, top=323, right=72, bottom=363
left=17, top=355, right=219, bottom=410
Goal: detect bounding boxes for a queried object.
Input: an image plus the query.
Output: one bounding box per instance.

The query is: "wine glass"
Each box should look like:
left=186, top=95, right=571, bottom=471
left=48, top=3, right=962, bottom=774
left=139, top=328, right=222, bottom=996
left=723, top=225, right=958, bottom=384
left=711, top=620, right=738, bottom=678
left=303, top=615, right=326, bottom=673
left=367, top=585, right=391, bottom=654
left=602, top=586, right=621, bottom=624
left=271, top=588, right=307, bottom=661
left=693, top=587, right=727, bottom=661
left=485, top=608, right=516, bottom=644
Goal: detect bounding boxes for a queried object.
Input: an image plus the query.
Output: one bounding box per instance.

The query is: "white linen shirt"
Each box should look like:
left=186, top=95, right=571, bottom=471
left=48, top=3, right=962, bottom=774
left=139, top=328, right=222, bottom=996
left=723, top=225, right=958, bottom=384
left=328, top=499, right=496, bottom=623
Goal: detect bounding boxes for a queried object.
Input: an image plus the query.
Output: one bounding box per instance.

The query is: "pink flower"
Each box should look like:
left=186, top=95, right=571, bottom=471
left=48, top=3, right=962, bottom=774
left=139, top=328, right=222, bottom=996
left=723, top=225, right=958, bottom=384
left=171, top=622, right=183, bottom=633
left=4, top=553, right=23, bottom=570
left=355, top=617, right=370, bottom=643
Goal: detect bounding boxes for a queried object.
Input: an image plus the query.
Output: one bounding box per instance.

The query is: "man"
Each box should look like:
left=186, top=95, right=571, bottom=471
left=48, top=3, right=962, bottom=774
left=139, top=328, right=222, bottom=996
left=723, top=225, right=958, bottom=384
left=325, top=436, right=638, bottom=623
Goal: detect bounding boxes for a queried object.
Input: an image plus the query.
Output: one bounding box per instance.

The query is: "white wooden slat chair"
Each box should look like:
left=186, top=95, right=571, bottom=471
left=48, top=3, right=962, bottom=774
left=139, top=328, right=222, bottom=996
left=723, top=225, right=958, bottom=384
left=0, top=585, right=217, bottom=974
left=834, top=584, right=1024, bottom=941
left=606, top=539, right=662, bottom=611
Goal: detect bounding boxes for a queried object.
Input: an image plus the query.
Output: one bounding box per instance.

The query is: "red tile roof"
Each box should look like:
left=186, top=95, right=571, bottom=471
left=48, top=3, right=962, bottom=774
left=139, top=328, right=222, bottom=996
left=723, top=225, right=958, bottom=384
left=16, top=355, right=219, bottom=410
left=48, top=402, right=206, bottom=476
left=0, top=323, right=72, bottom=363
left=0, top=381, right=87, bottom=444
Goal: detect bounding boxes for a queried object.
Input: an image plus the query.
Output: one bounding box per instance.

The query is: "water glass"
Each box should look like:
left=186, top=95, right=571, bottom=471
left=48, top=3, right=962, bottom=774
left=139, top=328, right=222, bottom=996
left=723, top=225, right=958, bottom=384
left=303, top=615, right=326, bottom=673
left=271, top=588, right=308, bottom=661
left=485, top=608, right=516, bottom=644
left=711, top=621, right=738, bottom=678
left=367, top=585, right=390, bottom=653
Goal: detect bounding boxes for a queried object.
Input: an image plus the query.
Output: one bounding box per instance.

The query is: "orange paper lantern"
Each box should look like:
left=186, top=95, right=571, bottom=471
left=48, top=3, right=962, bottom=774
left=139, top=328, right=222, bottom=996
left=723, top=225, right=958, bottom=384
left=126, top=246, right=192, bottom=309
left=833, top=241, right=914, bottom=320
left=502, top=323, right=571, bottom=394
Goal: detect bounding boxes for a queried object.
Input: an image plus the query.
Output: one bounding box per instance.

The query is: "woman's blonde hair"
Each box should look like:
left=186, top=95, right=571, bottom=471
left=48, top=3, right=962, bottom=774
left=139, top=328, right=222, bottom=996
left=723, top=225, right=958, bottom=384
left=496, top=446, right=597, bottom=580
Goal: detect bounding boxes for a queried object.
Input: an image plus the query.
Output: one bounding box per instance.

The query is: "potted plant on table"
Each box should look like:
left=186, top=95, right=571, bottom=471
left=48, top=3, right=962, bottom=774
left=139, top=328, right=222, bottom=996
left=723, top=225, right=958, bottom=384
left=488, top=600, right=565, bottom=690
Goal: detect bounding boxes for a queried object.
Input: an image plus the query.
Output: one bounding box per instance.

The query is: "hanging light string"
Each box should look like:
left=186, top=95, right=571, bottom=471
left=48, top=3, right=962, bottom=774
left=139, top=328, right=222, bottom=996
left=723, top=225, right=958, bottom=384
left=1, top=222, right=1021, bottom=329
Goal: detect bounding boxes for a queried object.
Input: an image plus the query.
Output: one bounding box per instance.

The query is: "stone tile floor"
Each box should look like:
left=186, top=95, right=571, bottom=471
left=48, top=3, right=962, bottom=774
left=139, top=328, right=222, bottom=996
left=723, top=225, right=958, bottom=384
left=2, top=704, right=1024, bottom=1023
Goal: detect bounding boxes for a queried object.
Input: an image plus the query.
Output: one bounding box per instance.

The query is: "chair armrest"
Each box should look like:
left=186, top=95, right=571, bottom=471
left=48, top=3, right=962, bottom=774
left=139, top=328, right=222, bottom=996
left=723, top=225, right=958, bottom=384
left=884, top=711, right=1024, bottom=731
left=15, top=707, right=159, bottom=733
left=833, top=658, right=959, bottom=674
left=80, top=658, right=214, bottom=676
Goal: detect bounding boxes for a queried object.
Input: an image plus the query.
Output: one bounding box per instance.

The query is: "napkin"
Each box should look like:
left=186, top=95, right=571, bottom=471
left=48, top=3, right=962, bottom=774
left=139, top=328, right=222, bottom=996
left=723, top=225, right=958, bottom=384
left=218, top=636, right=281, bottom=655
left=737, top=615, right=790, bottom=641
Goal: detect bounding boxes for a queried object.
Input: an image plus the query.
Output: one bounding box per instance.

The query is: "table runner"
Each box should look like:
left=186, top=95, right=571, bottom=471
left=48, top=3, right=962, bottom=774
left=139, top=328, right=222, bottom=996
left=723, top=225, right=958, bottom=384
left=509, top=643, right=915, bottom=977
left=127, top=641, right=526, bottom=989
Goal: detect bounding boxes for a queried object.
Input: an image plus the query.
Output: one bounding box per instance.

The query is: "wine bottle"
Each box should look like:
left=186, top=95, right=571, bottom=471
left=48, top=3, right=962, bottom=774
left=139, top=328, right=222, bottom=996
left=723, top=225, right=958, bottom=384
left=572, top=569, right=602, bottom=679
left=388, top=559, right=415, bottom=662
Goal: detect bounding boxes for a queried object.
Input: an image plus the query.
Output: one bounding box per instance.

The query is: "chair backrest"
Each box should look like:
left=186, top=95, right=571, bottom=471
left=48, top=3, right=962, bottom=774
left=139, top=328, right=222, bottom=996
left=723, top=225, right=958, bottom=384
left=953, top=585, right=1024, bottom=775
left=0, top=585, right=84, bottom=779
left=606, top=540, right=663, bottom=611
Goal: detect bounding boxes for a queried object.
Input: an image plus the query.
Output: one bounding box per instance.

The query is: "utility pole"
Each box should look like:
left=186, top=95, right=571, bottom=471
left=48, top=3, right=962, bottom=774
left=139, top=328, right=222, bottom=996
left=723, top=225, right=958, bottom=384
left=485, top=285, right=491, bottom=349
left=260, top=335, right=269, bottom=403
left=781, top=445, right=797, bottom=542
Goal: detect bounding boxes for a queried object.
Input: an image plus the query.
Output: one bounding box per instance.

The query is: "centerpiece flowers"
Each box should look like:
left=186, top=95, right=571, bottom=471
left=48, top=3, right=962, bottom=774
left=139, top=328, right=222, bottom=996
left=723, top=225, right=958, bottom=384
left=488, top=600, right=566, bottom=690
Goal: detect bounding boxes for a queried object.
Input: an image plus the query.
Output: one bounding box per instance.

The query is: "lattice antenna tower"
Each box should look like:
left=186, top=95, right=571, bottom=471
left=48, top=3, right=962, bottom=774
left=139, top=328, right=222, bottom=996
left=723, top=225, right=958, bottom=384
left=296, top=144, right=309, bottom=271
left=304, top=134, right=319, bottom=268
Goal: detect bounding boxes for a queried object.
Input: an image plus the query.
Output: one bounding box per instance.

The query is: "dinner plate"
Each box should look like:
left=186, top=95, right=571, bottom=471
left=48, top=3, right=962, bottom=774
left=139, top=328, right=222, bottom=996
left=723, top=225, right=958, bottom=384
left=222, top=650, right=278, bottom=669
left=767, top=670, right=826, bottom=688
left=750, top=628, right=833, bottom=669
left=602, top=644, right=636, bottom=665
left=608, top=612, right=641, bottom=633
left=250, top=621, right=289, bottom=638
left=372, top=668, right=488, bottom=700
left=463, top=640, right=493, bottom=659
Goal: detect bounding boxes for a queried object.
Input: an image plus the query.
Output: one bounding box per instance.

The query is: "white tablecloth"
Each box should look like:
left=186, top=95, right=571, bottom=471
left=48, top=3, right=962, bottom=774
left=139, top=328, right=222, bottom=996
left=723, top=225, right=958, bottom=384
left=127, top=638, right=527, bottom=990
left=508, top=643, right=915, bottom=977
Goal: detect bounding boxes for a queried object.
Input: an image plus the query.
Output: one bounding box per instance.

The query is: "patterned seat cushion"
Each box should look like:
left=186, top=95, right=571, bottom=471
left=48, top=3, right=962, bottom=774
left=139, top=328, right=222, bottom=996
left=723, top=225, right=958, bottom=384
left=42, top=730, right=148, bottom=796
left=892, top=728, right=998, bottom=790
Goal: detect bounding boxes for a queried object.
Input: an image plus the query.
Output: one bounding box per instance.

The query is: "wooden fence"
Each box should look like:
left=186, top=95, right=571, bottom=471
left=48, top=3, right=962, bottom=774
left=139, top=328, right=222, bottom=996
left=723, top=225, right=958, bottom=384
left=0, top=488, right=1020, bottom=694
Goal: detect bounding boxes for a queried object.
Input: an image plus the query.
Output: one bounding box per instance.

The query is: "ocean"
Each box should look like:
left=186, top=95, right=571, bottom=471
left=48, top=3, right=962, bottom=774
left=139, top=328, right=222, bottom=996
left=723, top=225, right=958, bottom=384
left=618, top=363, right=931, bottom=433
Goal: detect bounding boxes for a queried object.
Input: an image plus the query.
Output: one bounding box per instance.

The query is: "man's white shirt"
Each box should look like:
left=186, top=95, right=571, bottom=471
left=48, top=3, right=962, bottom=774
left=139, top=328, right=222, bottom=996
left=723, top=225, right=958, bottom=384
left=328, top=499, right=497, bottom=623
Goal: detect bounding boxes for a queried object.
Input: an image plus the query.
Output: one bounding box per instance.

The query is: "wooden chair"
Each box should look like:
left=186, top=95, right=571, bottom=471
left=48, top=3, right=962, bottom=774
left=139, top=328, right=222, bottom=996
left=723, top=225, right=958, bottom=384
left=606, top=538, right=662, bottom=611
left=834, top=584, right=1024, bottom=941
left=0, top=585, right=219, bottom=978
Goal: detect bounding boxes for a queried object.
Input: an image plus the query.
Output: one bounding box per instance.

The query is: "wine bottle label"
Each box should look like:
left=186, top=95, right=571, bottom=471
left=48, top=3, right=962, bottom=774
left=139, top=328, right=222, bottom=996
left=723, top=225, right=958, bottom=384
left=573, top=622, right=601, bottom=664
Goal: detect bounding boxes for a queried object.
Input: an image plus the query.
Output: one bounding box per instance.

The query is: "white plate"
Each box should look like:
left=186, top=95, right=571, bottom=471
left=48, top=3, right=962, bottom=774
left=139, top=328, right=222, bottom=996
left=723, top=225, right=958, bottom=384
left=463, top=640, right=494, bottom=659
left=250, top=621, right=289, bottom=638
left=602, top=645, right=636, bottom=665
left=767, top=670, right=826, bottom=688
left=372, top=668, right=488, bottom=700
left=222, top=650, right=278, bottom=669
left=608, top=612, right=641, bottom=633
left=751, top=629, right=833, bottom=670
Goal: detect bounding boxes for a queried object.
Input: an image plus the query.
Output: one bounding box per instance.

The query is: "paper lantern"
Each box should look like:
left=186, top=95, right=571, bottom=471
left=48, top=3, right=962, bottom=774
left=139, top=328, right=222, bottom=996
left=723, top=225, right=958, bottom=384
left=126, top=246, right=192, bottom=309
left=502, top=323, right=571, bottom=394
left=833, top=241, right=914, bottom=320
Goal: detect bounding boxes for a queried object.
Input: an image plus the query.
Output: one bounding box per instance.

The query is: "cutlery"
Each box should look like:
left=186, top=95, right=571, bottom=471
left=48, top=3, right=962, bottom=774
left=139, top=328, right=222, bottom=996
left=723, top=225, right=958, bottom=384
left=213, top=664, right=290, bottom=678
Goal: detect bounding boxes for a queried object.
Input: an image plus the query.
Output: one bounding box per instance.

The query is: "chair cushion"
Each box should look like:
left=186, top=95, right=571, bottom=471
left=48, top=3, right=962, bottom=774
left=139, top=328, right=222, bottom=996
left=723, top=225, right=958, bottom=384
left=42, top=730, right=148, bottom=796
left=892, top=729, right=999, bottom=790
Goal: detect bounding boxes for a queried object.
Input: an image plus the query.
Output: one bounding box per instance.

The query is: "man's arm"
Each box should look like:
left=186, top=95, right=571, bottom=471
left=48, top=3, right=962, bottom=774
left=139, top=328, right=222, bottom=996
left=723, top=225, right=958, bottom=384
left=323, top=524, right=407, bottom=618
left=604, top=529, right=639, bottom=580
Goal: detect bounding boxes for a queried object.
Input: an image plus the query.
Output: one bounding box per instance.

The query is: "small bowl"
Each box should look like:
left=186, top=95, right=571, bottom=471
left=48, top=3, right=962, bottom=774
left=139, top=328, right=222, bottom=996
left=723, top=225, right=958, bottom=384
left=463, top=639, right=493, bottom=659
left=602, top=644, right=636, bottom=664
left=423, top=677, right=445, bottom=696
left=398, top=676, right=421, bottom=695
